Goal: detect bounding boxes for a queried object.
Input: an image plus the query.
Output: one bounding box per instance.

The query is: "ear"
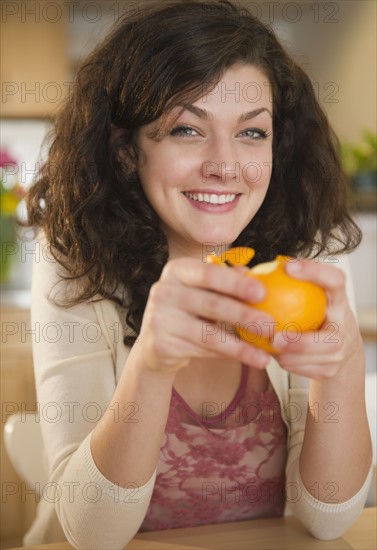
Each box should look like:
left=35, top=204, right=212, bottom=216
left=110, top=123, right=138, bottom=171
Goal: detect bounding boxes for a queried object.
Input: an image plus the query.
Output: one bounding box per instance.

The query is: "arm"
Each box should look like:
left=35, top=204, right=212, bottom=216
left=275, top=254, right=373, bottom=539
left=30, top=252, right=161, bottom=549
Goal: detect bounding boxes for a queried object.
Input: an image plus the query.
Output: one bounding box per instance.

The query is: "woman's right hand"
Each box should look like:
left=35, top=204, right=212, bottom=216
left=135, top=257, right=275, bottom=378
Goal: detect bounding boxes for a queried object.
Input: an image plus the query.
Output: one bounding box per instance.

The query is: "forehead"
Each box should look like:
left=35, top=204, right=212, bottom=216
left=196, top=63, right=272, bottom=111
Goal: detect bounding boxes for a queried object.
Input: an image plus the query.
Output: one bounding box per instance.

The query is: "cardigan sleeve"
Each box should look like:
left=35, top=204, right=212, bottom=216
left=283, top=253, right=374, bottom=540
left=25, top=244, right=156, bottom=549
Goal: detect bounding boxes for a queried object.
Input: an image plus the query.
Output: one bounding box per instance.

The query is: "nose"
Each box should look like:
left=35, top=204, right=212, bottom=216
left=201, top=137, right=239, bottom=184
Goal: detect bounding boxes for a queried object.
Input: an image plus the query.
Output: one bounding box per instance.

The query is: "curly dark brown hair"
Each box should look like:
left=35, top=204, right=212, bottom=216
left=26, top=0, right=361, bottom=346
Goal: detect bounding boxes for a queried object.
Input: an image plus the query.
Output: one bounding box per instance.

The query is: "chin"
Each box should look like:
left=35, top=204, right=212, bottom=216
left=197, top=232, right=240, bottom=249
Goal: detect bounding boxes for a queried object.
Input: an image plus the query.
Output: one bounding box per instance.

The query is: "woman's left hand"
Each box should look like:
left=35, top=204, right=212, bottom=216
left=271, top=259, right=364, bottom=382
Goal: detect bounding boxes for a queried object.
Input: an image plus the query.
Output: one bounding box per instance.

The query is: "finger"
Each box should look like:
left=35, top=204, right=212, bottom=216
left=272, top=324, right=342, bottom=355
left=164, top=284, right=275, bottom=338
left=276, top=362, right=340, bottom=381
left=161, top=258, right=266, bottom=304
left=277, top=351, right=343, bottom=369
left=161, top=312, right=271, bottom=369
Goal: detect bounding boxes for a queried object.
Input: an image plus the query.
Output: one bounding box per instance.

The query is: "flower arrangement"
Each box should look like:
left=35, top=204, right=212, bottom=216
left=0, top=150, right=24, bottom=216
left=0, top=150, right=25, bottom=284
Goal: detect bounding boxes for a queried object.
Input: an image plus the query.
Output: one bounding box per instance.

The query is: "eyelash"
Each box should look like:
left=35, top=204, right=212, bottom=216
left=169, top=125, right=271, bottom=140
left=240, top=129, right=271, bottom=140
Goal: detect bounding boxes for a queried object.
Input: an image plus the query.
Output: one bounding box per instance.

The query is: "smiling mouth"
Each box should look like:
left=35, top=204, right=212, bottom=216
left=183, top=192, right=238, bottom=205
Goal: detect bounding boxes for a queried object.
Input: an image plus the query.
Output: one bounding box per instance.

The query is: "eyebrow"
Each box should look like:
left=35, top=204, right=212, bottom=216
left=182, top=104, right=272, bottom=122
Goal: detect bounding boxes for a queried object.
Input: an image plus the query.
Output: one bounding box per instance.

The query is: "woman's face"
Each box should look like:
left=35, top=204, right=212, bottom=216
left=136, top=63, right=273, bottom=259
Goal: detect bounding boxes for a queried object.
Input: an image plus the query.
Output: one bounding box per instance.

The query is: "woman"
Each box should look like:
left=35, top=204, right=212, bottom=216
left=24, top=1, right=372, bottom=548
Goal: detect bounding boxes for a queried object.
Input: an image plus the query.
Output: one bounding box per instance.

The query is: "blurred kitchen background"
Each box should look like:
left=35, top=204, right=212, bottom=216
left=1, top=1, right=376, bottom=547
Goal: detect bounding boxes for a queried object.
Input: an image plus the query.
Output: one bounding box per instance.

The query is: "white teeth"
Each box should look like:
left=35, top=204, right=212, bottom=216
left=184, top=192, right=237, bottom=204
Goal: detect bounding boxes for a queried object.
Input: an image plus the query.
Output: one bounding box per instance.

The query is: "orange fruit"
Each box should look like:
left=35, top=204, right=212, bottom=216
left=207, top=247, right=327, bottom=354
left=237, top=254, right=327, bottom=353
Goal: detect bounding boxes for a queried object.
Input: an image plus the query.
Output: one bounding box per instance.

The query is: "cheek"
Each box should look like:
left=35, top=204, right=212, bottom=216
left=139, top=147, right=199, bottom=188
left=242, top=153, right=272, bottom=188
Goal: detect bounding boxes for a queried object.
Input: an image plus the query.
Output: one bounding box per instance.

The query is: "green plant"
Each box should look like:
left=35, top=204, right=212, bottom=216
left=341, top=130, right=377, bottom=176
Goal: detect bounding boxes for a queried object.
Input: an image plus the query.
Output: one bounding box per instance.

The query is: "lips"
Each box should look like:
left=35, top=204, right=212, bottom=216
left=182, top=190, right=241, bottom=213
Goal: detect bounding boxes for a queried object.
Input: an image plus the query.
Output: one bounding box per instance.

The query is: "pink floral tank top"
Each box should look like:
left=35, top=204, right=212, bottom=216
left=139, top=364, right=287, bottom=532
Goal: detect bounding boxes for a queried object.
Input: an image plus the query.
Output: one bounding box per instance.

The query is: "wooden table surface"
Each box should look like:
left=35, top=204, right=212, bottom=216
left=11, top=506, right=377, bottom=550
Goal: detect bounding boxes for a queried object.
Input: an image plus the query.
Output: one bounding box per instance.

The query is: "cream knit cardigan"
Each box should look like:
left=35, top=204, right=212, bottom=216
left=24, top=247, right=373, bottom=549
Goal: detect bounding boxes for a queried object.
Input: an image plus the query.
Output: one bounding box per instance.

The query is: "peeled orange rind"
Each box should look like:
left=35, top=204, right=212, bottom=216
left=207, top=246, right=255, bottom=266
left=220, top=246, right=255, bottom=266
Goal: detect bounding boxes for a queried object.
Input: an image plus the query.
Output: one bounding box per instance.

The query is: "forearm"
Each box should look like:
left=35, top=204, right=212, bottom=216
left=91, top=341, right=176, bottom=487
left=53, top=434, right=156, bottom=550
left=299, top=344, right=373, bottom=503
